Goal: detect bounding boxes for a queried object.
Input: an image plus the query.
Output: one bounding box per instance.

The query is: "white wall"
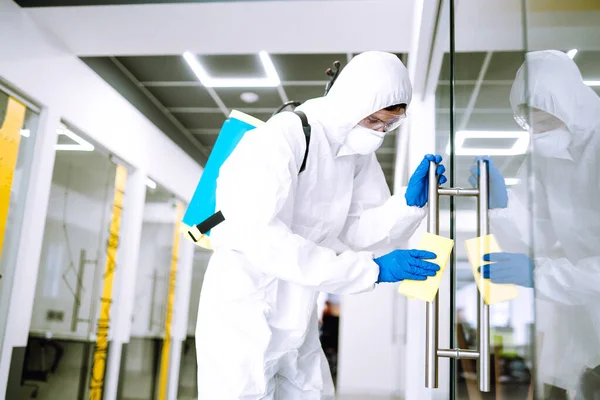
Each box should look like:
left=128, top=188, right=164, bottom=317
left=0, top=2, right=203, bottom=398
left=0, top=1, right=202, bottom=199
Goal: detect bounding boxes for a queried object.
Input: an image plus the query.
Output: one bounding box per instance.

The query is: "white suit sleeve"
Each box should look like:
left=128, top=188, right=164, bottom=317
left=214, top=115, right=379, bottom=295
left=339, top=153, right=426, bottom=252
left=534, top=256, right=600, bottom=306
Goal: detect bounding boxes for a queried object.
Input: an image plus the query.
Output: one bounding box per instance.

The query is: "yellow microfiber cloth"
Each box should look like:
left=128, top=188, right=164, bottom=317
left=398, top=232, right=455, bottom=302
left=464, top=234, right=519, bottom=304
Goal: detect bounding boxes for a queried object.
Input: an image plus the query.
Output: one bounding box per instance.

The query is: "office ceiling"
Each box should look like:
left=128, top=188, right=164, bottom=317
left=82, top=52, right=406, bottom=189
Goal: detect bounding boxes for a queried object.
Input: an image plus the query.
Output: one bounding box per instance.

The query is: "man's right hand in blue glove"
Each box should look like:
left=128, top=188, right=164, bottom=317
left=468, top=156, right=508, bottom=209
left=405, top=154, right=447, bottom=208
left=375, top=250, right=440, bottom=283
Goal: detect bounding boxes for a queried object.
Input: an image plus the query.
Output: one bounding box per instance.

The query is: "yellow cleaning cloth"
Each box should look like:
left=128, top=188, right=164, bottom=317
left=464, top=234, right=519, bottom=304
left=398, top=232, right=455, bottom=302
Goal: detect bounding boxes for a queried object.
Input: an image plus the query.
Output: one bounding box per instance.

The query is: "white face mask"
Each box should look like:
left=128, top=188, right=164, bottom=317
left=343, top=125, right=385, bottom=155
left=532, top=126, right=572, bottom=158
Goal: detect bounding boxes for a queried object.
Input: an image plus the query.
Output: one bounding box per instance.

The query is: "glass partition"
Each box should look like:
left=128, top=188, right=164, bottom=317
left=0, top=87, right=40, bottom=359
left=24, top=124, right=123, bottom=400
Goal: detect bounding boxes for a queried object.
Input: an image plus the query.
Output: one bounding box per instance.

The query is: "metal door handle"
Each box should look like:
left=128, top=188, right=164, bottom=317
left=424, top=159, right=491, bottom=392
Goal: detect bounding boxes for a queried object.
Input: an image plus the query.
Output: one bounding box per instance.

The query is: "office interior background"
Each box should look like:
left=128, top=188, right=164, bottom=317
left=1, top=0, right=599, bottom=399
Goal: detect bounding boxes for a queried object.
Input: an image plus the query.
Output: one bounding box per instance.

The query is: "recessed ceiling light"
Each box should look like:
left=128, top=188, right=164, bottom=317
left=505, top=178, right=520, bottom=186
left=20, top=129, right=30, bottom=138
left=183, top=51, right=281, bottom=88
left=55, top=127, right=95, bottom=152
left=584, top=80, right=600, bottom=87
left=446, top=130, right=529, bottom=156
left=240, top=92, right=260, bottom=104
left=566, top=49, right=578, bottom=59
left=146, top=178, right=157, bottom=189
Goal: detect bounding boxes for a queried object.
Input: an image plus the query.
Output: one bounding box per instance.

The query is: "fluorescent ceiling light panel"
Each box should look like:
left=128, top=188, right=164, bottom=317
left=566, top=49, right=578, bottom=59
left=146, top=178, right=157, bottom=189
left=20, top=129, right=30, bottom=138
left=183, top=51, right=281, bottom=88
left=584, top=80, right=600, bottom=87
left=504, top=178, right=520, bottom=186
left=447, top=130, right=529, bottom=156
left=55, top=127, right=95, bottom=151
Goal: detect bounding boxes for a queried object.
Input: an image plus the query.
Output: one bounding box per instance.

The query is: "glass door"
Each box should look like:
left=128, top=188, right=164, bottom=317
left=431, top=0, right=538, bottom=398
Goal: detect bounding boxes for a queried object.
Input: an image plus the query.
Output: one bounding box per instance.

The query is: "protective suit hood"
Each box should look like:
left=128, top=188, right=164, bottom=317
left=297, top=51, right=412, bottom=151
left=510, top=50, right=600, bottom=150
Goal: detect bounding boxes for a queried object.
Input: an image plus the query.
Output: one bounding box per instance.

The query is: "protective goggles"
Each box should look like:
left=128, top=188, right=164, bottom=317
left=358, top=112, right=407, bottom=132
left=514, top=105, right=564, bottom=133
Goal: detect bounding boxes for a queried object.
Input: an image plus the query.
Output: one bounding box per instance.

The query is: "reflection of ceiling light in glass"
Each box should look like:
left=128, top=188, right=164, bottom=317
left=20, top=129, right=30, bottom=138
left=584, top=80, right=600, bottom=87
left=240, top=92, right=260, bottom=103
left=55, top=127, right=95, bottom=151
left=183, top=51, right=281, bottom=88
left=566, top=49, right=578, bottom=59
left=446, top=130, right=529, bottom=156
left=146, top=178, right=157, bottom=189
left=505, top=178, right=520, bottom=186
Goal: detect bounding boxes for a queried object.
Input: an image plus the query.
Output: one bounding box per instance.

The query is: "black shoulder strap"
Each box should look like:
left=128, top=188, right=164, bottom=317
left=293, top=110, right=311, bottom=174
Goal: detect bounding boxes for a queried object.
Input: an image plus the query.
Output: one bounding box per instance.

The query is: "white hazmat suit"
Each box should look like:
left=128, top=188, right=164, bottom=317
left=195, top=51, right=427, bottom=399
left=491, top=50, right=600, bottom=391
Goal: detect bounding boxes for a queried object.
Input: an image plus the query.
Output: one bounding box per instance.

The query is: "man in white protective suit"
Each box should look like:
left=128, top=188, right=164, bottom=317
left=470, top=50, right=600, bottom=398
left=195, top=51, right=447, bottom=399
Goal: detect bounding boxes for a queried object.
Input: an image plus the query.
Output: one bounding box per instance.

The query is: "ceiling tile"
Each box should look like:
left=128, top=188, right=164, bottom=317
left=485, top=51, right=526, bottom=81
left=575, top=50, right=600, bottom=79
left=215, top=87, right=282, bottom=108
left=271, top=54, right=347, bottom=81
left=284, top=85, right=327, bottom=102
left=173, top=112, right=226, bottom=129
left=436, top=84, right=475, bottom=109
left=474, top=84, right=513, bottom=109
left=381, top=134, right=396, bottom=149
left=116, top=56, right=196, bottom=82
left=196, top=54, right=265, bottom=78
left=376, top=152, right=395, bottom=164
left=466, top=112, right=521, bottom=130
left=146, top=86, right=216, bottom=108
left=440, top=52, right=488, bottom=81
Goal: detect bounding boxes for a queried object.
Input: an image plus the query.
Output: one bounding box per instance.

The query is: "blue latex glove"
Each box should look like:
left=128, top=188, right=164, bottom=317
left=478, top=252, right=534, bottom=288
left=375, top=249, right=440, bottom=283
left=405, top=154, right=447, bottom=208
left=468, top=156, right=508, bottom=209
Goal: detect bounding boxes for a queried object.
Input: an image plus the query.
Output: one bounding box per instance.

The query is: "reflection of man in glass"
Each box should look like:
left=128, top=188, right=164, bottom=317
left=470, top=50, right=600, bottom=398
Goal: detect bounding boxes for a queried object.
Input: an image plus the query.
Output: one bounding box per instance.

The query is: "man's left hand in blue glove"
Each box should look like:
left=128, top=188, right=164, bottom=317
left=478, top=252, right=534, bottom=288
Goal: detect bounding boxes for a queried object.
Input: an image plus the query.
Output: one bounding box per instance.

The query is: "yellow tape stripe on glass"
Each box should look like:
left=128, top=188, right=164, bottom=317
left=89, top=164, right=127, bottom=400
left=0, top=97, right=26, bottom=261
left=158, top=201, right=184, bottom=400
left=399, top=232, right=455, bottom=302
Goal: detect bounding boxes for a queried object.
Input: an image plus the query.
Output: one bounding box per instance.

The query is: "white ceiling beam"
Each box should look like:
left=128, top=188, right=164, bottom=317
left=25, top=1, right=416, bottom=56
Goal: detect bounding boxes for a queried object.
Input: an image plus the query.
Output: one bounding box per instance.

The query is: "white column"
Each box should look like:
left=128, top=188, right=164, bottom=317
left=103, top=168, right=147, bottom=400
left=167, top=238, right=195, bottom=400
left=0, top=109, right=60, bottom=400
